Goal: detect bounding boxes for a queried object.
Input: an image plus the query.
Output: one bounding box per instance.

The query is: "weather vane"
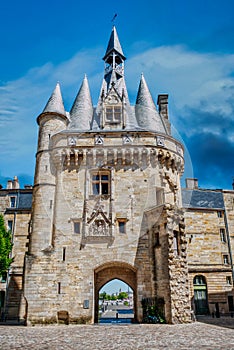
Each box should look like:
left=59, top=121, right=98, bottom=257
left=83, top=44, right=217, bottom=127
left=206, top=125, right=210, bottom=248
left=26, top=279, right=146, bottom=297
left=111, top=13, right=117, bottom=23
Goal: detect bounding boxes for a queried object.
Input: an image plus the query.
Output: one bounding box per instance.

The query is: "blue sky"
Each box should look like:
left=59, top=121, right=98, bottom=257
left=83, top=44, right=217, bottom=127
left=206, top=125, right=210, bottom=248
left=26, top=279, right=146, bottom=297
left=100, top=279, right=132, bottom=296
left=0, top=0, right=234, bottom=190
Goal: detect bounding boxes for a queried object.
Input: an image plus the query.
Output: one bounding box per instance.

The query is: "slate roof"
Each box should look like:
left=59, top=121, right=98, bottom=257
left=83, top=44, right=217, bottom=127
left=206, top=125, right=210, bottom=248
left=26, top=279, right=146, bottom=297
left=69, top=75, right=93, bottom=130
left=1, top=190, right=33, bottom=210
left=182, top=189, right=224, bottom=209
left=18, top=192, right=33, bottom=209
left=42, top=83, right=66, bottom=116
left=135, top=74, right=168, bottom=134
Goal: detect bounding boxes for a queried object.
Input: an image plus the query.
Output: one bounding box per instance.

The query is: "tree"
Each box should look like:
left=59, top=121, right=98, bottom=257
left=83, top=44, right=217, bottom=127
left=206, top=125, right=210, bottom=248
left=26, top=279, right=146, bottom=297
left=99, top=291, right=107, bottom=301
left=0, top=214, right=13, bottom=278
left=117, top=291, right=128, bottom=300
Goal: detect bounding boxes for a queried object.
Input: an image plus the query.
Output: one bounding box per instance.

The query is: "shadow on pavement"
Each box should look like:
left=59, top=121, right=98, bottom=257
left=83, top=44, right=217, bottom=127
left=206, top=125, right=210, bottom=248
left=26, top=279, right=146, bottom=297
left=196, top=315, right=234, bottom=329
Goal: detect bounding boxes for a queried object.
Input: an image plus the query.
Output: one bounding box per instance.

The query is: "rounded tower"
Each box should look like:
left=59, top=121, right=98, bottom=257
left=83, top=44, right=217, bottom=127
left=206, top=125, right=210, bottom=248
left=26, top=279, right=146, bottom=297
left=29, top=83, right=68, bottom=254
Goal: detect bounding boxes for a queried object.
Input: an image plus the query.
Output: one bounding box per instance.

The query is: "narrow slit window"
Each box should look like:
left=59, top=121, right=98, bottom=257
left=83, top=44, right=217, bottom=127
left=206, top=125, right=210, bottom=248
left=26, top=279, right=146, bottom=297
left=173, top=231, right=180, bottom=256
left=62, top=247, right=66, bottom=261
left=220, top=228, right=226, bottom=243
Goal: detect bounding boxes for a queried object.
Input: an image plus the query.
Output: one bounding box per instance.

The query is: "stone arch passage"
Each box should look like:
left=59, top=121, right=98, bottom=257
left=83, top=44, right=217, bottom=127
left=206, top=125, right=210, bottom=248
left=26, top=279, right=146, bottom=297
left=94, top=262, right=137, bottom=323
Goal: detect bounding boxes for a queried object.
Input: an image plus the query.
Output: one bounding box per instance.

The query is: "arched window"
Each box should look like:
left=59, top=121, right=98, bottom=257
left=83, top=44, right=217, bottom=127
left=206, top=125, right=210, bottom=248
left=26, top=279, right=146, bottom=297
left=193, top=275, right=206, bottom=285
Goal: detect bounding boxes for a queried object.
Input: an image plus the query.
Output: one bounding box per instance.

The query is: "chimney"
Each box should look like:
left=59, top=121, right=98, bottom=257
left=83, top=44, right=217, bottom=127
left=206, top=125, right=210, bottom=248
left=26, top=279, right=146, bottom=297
left=157, top=94, right=169, bottom=119
left=13, top=176, right=20, bottom=189
left=186, top=178, right=198, bottom=189
left=7, top=180, right=13, bottom=189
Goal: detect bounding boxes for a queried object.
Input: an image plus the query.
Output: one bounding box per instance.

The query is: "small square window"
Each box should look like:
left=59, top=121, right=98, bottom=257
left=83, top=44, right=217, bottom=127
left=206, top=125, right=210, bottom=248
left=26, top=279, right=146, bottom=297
left=217, top=211, right=223, bottom=218
left=226, top=276, right=232, bottom=285
left=118, top=221, right=126, bottom=234
left=223, top=254, right=229, bottom=265
left=8, top=220, right=13, bottom=232
left=74, top=222, right=81, bottom=234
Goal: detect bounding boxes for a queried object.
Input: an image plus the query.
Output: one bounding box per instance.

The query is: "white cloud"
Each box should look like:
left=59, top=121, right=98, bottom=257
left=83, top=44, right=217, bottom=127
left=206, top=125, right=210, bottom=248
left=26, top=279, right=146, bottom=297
left=126, top=45, right=234, bottom=112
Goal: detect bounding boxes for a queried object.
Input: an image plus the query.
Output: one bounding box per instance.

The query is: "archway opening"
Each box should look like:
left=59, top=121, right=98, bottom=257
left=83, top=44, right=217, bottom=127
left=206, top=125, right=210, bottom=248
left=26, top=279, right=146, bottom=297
left=99, top=279, right=134, bottom=323
left=94, top=262, right=137, bottom=323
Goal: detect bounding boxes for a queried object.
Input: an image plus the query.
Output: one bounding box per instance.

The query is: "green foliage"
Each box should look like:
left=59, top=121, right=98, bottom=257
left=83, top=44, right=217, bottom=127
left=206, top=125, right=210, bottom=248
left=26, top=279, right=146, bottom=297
left=99, top=290, right=129, bottom=301
left=141, top=298, right=166, bottom=324
left=117, top=291, right=128, bottom=300
left=0, top=214, right=13, bottom=277
left=99, top=291, right=107, bottom=300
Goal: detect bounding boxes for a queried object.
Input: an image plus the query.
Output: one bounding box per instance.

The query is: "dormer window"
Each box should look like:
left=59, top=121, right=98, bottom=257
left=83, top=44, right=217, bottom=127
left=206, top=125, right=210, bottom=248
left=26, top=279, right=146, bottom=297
left=106, top=106, right=122, bottom=124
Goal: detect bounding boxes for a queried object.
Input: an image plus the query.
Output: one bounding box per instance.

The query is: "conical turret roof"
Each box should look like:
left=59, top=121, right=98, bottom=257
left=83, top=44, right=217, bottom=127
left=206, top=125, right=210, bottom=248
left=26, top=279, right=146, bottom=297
left=69, top=75, right=93, bottom=130
left=42, top=83, right=66, bottom=116
left=135, top=74, right=167, bottom=133
left=103, top=26, right=125, bottom=60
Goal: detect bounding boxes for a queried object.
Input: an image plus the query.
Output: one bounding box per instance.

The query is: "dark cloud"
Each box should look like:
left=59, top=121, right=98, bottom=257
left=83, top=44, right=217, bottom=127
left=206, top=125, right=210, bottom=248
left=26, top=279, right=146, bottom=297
left=180, top=107, right=234, bottom=189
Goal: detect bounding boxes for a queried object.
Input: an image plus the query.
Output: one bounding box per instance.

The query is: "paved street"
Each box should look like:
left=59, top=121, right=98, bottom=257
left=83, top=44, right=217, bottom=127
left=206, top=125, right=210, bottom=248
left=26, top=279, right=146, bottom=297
left=100, top=303, right=134, bottom=323
left=1, top=317, right=234, bottom=350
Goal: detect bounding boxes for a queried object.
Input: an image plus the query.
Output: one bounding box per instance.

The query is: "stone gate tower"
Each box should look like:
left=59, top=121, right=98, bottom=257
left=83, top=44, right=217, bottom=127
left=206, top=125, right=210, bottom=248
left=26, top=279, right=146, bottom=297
left=24, top=27, right=191, bottom=324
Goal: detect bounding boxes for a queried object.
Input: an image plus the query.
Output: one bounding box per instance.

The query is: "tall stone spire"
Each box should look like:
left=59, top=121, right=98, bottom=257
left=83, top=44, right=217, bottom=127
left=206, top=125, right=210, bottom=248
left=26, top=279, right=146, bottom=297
left=135, top=74, right=168, bottom=133
left=69, top=75, right=93, bottom=130
left=42, top=83, right=66, bottom=116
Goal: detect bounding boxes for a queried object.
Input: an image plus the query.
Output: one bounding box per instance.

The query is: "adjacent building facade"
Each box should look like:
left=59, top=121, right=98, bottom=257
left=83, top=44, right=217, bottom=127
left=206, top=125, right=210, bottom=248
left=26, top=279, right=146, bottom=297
left=0, top=27, right=233, bottom=324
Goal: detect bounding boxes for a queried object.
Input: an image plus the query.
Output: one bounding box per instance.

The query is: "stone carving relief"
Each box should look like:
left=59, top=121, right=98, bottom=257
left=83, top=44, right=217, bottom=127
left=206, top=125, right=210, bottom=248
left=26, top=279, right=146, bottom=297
left=86, top=204, right=111, bottom=238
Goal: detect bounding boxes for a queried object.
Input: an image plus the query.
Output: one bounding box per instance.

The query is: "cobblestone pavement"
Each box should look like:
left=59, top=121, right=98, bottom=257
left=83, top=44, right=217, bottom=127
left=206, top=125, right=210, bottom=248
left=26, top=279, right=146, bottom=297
left=1, top=318, right=234, bottom=350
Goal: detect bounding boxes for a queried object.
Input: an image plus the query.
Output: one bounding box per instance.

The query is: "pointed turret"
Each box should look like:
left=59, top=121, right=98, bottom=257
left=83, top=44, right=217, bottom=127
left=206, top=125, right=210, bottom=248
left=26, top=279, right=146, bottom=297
left=42, top=83, right=66, bottom=116
left=135, top=74, right=168, bottom=133
left=103, top=26, right=126, bottom=61
left=69, top=75, right=93, bottom=130
left=36, top=83, right=68, bottom=153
